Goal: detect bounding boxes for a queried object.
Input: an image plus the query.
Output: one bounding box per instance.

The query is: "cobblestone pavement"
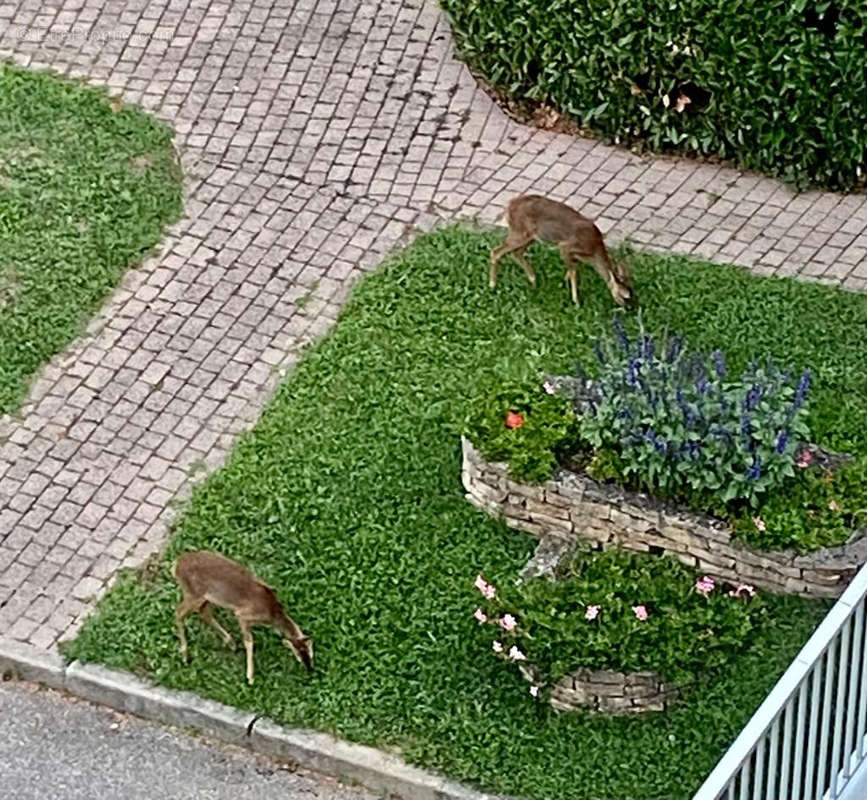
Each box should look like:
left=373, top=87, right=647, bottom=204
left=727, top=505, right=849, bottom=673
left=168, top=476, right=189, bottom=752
left=0, top=0, right=865, bottom=652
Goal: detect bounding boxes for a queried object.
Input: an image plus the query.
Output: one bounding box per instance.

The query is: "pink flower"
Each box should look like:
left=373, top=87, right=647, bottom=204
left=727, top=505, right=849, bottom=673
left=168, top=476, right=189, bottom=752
left=473, top=608, right=487, bottom=624
left=505, top=411, right=524, bottom=429
left=492, top=641, right=503, bottom=653
left=695, top=576, right=715, bottom=596
left=508, top=646, right=527, bottom=662
left=584, top=604, right=601, bottom=621
left=796, top=449, right=813, bottom=469
left=474, top=574, right=496, bottom=599
left=529, top=685, right=540, bottom=697
left=498, top=614, right=517, bottom=632
left=728, top=583, right=756, bottom=598
left=632, top=605, right=648, bottom=621
left=753, top=516, right=766, bottom=532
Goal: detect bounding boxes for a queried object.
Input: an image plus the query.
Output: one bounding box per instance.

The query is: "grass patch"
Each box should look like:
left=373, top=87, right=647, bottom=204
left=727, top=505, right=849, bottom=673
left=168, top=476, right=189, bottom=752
left=63, top=227, right=867, bottom=799
left=0, top=63, right=182, bottom=415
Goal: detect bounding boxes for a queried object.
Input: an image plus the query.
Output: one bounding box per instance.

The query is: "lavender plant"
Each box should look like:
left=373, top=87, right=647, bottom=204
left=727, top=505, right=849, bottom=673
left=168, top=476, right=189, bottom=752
left=576, top=318, right=812, bottom=507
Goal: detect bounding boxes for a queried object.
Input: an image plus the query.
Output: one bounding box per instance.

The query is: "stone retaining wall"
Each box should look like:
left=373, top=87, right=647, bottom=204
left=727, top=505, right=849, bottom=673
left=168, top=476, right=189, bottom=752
left=548, top=668, right=677, bottom=713
left=462, top=437, right=867, bottom=598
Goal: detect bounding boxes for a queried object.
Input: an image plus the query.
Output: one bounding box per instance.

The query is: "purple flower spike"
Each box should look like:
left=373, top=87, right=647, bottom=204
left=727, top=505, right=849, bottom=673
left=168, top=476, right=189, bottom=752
left=594, top=339, right=605, bottom=365
left=747, top=455, right=762, bottom=481
left=745, top=385, right=763, bottom=412
left=613, top=316, right=629, bottom=351
left=628, top=358, right=640, bottom=387
left=793, top=370, right=811, bottom=408
left=640, top=334, right=654, bottom=361
left=666, top=336, right=683, bottom=363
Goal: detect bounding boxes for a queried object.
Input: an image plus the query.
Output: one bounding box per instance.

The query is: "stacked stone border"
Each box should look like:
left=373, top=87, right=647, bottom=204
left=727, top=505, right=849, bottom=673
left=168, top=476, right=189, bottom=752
left=461, top=437, right=867, bottom=598
left=520, top=664, right=678, bottom=714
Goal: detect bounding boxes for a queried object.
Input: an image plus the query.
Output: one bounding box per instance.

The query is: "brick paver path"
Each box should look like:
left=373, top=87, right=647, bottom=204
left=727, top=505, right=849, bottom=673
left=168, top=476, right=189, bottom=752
left=1, top=0, right=866, bottom=651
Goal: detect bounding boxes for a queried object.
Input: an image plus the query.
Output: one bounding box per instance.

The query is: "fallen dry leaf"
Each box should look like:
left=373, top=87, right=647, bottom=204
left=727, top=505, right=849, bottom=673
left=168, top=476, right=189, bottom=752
left=630, top=83, right=643, bottom=96
left=534, top=104, right=561, bottom=129
left=675, top=93, right=692, bottom=113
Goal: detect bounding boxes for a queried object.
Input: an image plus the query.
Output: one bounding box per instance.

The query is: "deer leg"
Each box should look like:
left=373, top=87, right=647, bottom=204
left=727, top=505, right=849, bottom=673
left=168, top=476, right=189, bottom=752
left=567, top=268, right=580, bottom=305
left=512, top=246, right=537, bottom=286
left=490, top=233, right=535, bottom=289
left=238, top=617, right=255, bottom=685
left=559, top=245, right=581, bottom=305
left=201, top=603, right=235, bottom=650
left=174, top=596, right=204, bottom=664
left=488, top=254, right=498, bottom=290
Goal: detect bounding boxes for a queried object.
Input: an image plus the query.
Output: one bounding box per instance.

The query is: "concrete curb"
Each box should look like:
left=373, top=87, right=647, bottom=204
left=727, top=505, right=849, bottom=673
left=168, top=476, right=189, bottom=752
left=0, top=637, right=509, bottom=800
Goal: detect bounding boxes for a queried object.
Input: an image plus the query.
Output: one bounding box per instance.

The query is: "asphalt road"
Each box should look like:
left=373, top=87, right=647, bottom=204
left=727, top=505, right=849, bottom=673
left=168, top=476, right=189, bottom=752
left=0, top=680, right=376, bottom=800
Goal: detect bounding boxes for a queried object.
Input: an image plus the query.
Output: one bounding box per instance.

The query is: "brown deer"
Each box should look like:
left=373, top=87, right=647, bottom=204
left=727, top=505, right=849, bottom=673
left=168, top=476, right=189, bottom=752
left=489, top=194, right=636, bottom=307
left=172, top=550, right=313, bottom=685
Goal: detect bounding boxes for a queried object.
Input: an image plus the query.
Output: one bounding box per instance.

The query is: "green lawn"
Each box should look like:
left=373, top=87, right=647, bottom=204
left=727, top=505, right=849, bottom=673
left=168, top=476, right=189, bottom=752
left=0, top=63, right=182, bottom=415
left=64, top=227, right=867, bottom=799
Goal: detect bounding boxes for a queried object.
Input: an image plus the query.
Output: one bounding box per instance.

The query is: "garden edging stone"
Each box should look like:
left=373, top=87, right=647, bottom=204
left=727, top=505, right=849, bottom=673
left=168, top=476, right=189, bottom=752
left=462, top=437, right=867, bottom=597
left=518, top=661, right=679, bottom=714
left=0, top=636, right=511, bottom=800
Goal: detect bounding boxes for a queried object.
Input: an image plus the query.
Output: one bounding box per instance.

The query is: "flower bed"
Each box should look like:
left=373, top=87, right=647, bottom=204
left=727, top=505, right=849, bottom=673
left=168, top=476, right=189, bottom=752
left=472, top=547, right=763, bottom=713
left=464, top=321, right=867, bottom=555
left=463, top=436, right=867, bottom=597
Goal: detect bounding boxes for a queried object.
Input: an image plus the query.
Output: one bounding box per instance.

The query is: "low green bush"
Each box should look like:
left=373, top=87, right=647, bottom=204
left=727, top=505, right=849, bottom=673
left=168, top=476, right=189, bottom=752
left=732, top=458, right=867, bottom=551
left=440, top=0, right=867, bottom=190
left=464, top=380, right=580, bottom=482
left=475, top=547, right=762, bottom=690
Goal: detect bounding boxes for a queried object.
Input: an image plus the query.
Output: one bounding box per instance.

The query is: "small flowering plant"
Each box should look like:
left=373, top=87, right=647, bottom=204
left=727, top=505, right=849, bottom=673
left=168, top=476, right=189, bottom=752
left=576, top=317, right=813, bottom=507
left=474, top=548, right=763, bottom=695
left=464, top=380, right=581, bottom=483
left=732, top=456, right=867, bottom=551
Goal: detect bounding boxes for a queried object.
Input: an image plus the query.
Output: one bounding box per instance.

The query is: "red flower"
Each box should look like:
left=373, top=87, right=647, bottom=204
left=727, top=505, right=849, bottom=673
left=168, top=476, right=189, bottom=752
left=505, top=411, right=524, bottom=429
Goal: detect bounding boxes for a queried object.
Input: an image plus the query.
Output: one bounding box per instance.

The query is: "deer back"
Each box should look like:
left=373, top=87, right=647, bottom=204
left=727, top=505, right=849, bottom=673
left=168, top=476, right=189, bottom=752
left=174, top=551, right=279, bottom=615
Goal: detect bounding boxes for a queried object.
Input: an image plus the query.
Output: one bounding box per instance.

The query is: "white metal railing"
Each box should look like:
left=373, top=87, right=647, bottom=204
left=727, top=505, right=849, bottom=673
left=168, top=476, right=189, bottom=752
left=693, top=561, right=867, bottom=800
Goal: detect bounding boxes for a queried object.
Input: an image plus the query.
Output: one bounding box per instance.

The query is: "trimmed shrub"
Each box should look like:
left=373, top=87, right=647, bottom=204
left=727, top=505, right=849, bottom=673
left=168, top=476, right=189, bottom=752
left=440, top=0, right=867, bottom=190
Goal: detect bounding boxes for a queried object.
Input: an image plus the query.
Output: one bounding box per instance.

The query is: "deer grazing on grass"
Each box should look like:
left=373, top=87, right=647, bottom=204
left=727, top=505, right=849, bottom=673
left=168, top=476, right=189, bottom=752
left=489, top=194, right=636, bottom=308
left=173, top=550, right=313, bottom=685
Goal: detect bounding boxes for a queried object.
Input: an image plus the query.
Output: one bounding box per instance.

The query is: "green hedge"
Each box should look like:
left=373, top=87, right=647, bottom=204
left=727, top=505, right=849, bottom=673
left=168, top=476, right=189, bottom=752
left=440, top=0, right=867, bottom=190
